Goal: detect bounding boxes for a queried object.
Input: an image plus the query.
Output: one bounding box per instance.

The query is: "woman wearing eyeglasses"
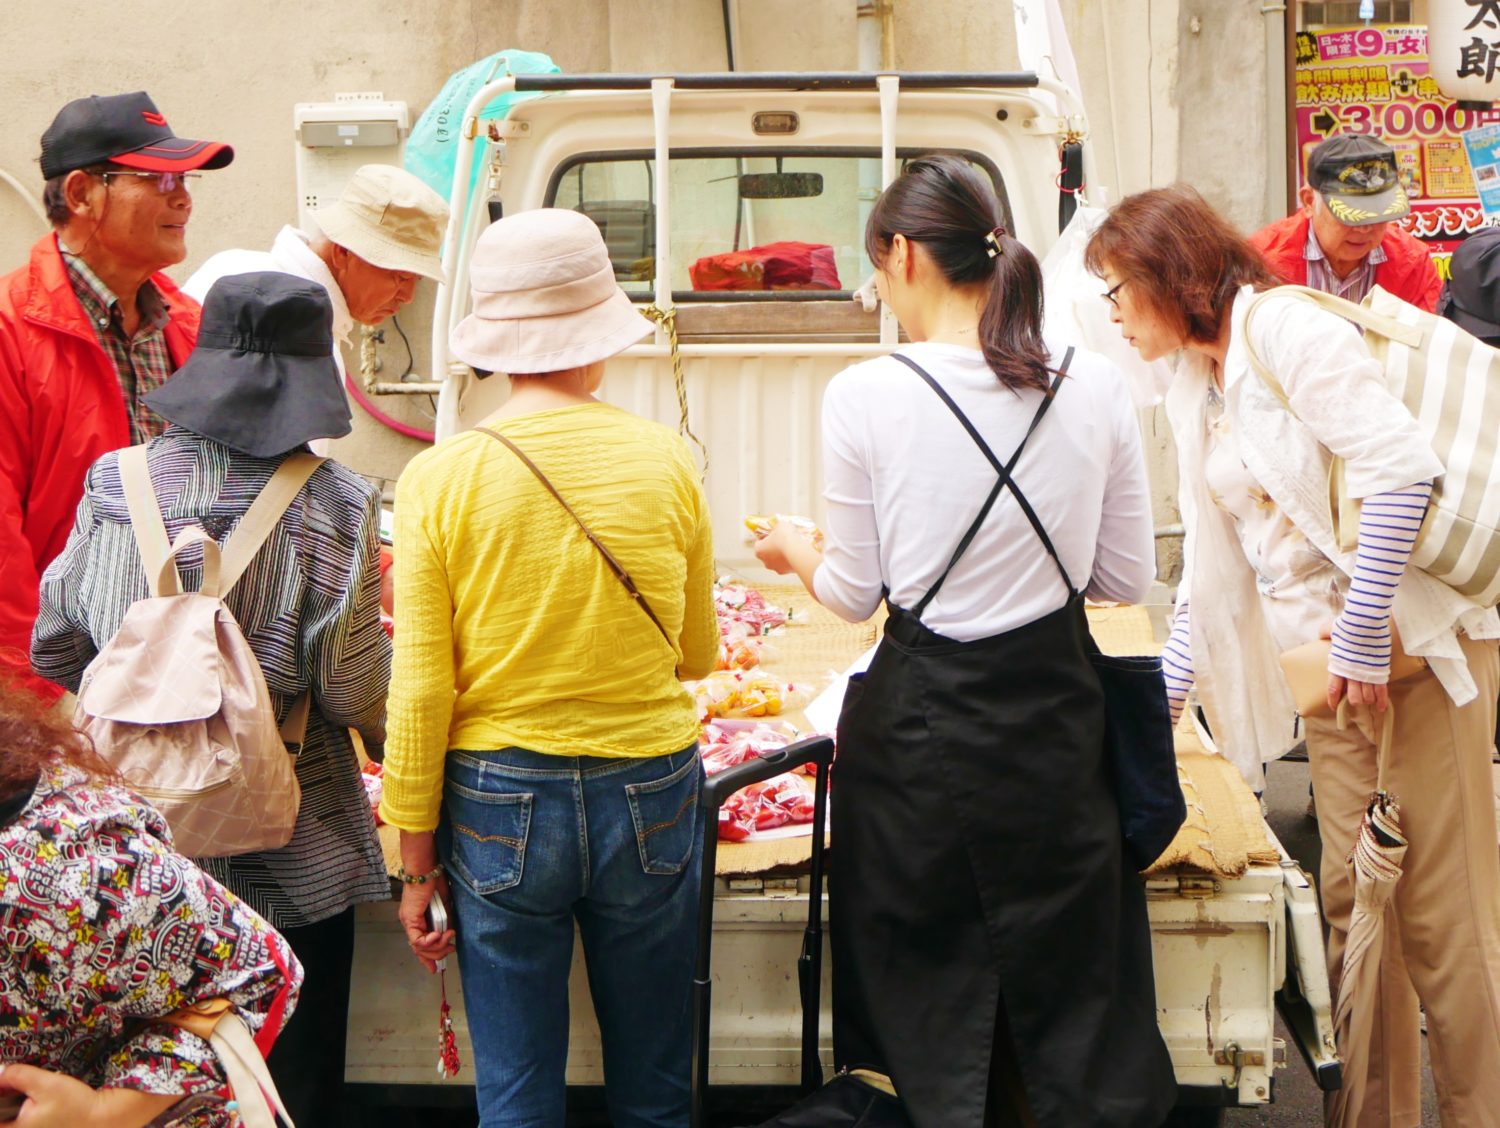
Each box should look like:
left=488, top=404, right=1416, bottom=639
left=1086, top=184, right=1500, bottom=1125
left=754, top=154, right=1174, bottom=1128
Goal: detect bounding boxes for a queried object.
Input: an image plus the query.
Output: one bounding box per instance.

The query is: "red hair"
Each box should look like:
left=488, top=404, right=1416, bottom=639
left=1083, top=184, right=1279, bottom=346
left=0, top=672, right=116, bottom=799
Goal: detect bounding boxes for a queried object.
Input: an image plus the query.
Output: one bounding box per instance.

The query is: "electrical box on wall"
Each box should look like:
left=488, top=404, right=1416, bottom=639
left=293, top=93, right=409, bottom=231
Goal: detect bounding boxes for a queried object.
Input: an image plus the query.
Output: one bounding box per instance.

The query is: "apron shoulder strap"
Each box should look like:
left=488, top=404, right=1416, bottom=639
left=892, top=348, right=1077, bottom=619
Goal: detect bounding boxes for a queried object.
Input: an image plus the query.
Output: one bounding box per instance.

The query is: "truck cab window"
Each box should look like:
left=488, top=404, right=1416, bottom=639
left=546, top=150, right=1009, bottom=299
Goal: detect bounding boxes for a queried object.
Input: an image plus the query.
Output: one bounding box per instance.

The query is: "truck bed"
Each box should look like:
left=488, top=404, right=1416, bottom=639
left=348, top=596, right=1334, bottom=1107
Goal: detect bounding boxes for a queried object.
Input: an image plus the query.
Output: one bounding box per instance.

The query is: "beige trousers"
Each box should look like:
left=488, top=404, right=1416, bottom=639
left=1306, top=635, right=1500, bottom=1128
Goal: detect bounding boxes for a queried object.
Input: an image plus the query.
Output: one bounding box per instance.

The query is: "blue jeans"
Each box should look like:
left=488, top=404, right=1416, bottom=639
left=439, top=743, right=704, bottom=1128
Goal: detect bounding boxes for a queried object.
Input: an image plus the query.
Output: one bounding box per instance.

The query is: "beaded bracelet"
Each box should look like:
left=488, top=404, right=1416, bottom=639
left=396, top=862, right=445, bottom=885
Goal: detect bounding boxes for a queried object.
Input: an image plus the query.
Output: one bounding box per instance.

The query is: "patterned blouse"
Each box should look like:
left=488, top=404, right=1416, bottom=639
left=31, top=426, right=393, bottom=930
left=0, top=764, right=301, bottom=1126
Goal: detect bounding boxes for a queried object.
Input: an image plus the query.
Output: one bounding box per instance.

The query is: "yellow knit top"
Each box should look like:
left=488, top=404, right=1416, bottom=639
left=379, top=402, right=718, bottom=833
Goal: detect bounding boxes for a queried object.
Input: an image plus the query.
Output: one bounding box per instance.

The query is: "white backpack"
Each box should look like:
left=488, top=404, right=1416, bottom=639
left=74, top=446, right=323, bottom=858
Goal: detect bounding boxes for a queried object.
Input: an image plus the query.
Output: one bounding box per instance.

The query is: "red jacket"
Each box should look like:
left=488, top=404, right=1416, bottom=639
left=1247, top=210, right=1442, bottom=312
left=0, top=234, right=200, bottom=700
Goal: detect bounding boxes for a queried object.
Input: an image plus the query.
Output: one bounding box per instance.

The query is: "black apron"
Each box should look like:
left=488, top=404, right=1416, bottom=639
left=830, top=353, right=1176, bottom=1128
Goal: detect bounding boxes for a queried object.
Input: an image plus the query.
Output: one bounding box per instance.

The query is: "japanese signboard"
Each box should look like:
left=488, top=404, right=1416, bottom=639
left=1430, top=0, right=1500, bottom=103
left=1295, top=23, right=1500, bottom=273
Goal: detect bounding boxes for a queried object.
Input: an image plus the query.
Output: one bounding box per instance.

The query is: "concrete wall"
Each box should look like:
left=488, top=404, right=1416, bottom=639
left=1178, top=0, right=1284, bottom=232
left=0, top=0, right=1285, bottom=576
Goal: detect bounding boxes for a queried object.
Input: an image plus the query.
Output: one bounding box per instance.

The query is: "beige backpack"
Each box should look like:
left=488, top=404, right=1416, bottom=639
left=74, top=446, right=323, bottom=858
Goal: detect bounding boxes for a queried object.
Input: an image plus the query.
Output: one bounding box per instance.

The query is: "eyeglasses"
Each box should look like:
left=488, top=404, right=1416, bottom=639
left=95, top=170, right=201, bottom=194
left=1104, top=280, right=1126, bottom=308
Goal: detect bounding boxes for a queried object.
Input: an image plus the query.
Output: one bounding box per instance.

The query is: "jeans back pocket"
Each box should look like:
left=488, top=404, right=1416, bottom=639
left=625, top=750, right=702, bottom=876
left=445, top=768, right=534, bottom=896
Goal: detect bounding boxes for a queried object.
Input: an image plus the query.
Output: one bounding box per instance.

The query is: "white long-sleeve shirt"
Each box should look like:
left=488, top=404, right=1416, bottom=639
left=812, top=341, right=1156, bottom=641
left=1169, top=285, right=1497, bottom=787
left=184, top=226, right=354, bottom=365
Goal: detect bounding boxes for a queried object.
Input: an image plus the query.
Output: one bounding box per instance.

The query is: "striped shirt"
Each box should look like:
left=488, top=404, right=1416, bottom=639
left=31, top=426, right=393, bottom=929
left=1303, top=226, right=1388, bottom=306
left=59, top=247, right=173, bottom=444
left=1161, top=599, right=1194, bottom=725
left=1328, top=482, right=1431, bottom=680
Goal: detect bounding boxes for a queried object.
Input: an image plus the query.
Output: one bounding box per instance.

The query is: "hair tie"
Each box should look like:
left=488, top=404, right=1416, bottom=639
left=984, top=225, right=1008, bottom=259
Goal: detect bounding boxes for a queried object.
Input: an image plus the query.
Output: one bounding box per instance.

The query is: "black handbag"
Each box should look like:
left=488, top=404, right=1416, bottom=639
left=891, top=351, right=1186, bottom=871
left=745, top=1070, right=911, bottom=1127
left=1087, top=639, right=1185, bottom=868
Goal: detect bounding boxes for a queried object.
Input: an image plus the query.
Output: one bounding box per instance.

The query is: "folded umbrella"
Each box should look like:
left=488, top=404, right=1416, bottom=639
left=1327, top=704, right=1405, bottom=1128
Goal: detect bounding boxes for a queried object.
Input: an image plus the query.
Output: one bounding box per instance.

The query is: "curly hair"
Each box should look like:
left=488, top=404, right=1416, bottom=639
left=0, top=673, right=115, bottom=801
left=1083, top=184, right=1279, bottom=346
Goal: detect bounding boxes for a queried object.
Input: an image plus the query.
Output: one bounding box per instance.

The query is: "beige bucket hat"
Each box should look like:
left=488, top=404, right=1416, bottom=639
left=314, top=164, right=449, bottom=283
left=450, top=208, right=654, bottom=375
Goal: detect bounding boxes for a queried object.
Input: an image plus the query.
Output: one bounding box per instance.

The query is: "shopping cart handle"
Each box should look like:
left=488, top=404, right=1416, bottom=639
left=702, top=736, right=835, bottom=809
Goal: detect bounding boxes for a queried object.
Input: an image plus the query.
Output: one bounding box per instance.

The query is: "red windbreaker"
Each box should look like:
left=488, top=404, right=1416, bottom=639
left=1247, top=210, right=1442, bottom=313
left=0, top=233, right=200, bottom=700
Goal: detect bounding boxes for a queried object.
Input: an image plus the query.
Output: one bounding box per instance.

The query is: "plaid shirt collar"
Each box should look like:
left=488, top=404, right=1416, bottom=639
left=1303, top=223, right=1387, bottom=304
left=57, top=243, right=171, bottom=335
left=57, top=238, right=175, bottom=444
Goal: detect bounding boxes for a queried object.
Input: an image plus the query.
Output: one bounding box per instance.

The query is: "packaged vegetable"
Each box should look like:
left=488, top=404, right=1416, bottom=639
left=714, top=582, right=791, bottom=635
left=718, top=771, right=819, bottom=840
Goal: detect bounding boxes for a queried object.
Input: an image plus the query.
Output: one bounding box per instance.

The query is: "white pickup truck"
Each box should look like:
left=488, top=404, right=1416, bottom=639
left=345, top=69, right=1340, bottom=1125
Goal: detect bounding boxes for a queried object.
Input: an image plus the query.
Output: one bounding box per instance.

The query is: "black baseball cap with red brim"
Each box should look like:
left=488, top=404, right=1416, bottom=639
left=39, top=91, right=233, bottom=179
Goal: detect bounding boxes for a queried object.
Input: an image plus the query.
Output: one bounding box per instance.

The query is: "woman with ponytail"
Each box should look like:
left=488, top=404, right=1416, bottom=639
left=755, top=154, right=1173, bottom=1127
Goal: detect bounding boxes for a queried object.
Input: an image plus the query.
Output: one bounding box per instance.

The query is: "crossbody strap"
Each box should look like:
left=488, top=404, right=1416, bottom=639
left=156, top=1000, right=295, bottom=1127
left=477, top=427, right=673, bottom=645
left=892, top=348, right=1077, bottom=619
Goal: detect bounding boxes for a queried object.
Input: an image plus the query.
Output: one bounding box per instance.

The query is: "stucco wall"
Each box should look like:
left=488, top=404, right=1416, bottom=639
left=1178, top=0, right=1281, bottom=231
left=0, top=0, right=1283, bottom=576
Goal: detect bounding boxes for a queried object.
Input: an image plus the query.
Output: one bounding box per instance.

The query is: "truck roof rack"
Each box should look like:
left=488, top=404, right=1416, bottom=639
left=511, top=71, right=1040, bottom=93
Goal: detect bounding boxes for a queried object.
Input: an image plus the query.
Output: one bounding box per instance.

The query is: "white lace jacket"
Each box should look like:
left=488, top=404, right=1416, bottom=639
left=1168, top=286, right=1498, bottom=787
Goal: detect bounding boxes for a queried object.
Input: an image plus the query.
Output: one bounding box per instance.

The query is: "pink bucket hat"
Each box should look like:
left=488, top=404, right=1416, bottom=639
left=450, top=208, right=654, bottom=374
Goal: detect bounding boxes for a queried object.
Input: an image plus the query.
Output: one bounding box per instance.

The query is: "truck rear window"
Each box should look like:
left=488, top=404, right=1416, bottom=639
left=545, top=149, right=1009, bottom=301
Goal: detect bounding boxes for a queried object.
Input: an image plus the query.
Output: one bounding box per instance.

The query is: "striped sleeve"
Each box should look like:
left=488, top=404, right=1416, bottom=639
left=1161, top=599, right=1194, bottom=726
left=1328, top=480, right=1432, bottom=683
left=299, top=480, right=392, bottom=747
left=30, top=464, right=105, bottom=693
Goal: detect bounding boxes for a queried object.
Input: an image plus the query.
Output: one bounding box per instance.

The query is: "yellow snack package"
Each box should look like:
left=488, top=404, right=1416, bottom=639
left=744, top=513, right=824, bottom=548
